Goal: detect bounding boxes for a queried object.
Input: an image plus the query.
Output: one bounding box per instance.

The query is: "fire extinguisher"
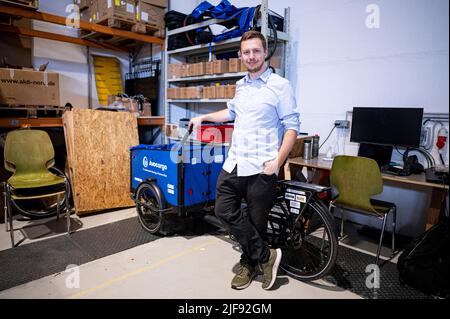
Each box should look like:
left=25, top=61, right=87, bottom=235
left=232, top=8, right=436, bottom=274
left=436, top=127, right=448, bottom=165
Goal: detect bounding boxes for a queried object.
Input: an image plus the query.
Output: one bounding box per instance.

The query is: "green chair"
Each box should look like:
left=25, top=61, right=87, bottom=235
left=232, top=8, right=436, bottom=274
left=330, top=155, right=396, bottom=265
left=3, top=129, right=72, bottom=247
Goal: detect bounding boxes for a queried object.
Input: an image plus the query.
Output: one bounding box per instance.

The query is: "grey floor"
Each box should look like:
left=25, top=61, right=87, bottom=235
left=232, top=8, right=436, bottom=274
left=0, top=207, right=405, bottom=299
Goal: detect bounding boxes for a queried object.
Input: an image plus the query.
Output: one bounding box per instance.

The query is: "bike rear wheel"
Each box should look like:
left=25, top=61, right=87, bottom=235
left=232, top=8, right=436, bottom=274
left=280, top=198, right=338, bottom=281
left=135, top=182, right=166, bottom=234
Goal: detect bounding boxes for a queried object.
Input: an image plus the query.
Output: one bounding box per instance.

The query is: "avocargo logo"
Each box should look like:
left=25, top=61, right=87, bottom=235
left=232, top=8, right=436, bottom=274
left=143, top=157, right=167, bottom=171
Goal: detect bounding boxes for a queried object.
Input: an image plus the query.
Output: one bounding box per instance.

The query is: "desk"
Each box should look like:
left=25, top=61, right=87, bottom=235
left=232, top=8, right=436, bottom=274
left=285, top=154, right=449, bottom=230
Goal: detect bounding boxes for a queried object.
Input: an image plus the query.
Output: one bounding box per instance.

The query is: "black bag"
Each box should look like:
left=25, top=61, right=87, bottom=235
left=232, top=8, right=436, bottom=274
left=397, top=217, right=449, bottom=298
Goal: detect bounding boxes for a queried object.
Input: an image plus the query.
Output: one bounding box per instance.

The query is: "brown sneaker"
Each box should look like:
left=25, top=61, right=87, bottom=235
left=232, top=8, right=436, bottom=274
left=261, top=248, right=282, bottom=290
left=231, top=264, right=256, bottom=290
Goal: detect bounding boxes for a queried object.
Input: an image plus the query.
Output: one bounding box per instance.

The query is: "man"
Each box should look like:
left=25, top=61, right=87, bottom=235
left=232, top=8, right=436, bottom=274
left=189, top=30, right=300, bottom=290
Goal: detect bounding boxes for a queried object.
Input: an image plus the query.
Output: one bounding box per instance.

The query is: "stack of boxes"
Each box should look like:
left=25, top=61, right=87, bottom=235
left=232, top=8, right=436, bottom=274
left=75, top=0, right=166, bottom=36
left=168, top=58, right=246, bottom=79
left=166, top=85, right=236, bottom=100
left=167, top=58, right=243, bottom=100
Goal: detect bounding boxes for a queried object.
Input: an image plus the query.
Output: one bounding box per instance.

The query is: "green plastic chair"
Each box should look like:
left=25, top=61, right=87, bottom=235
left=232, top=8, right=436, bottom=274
left=330, top=155, right=396, bottom=265
left=3, top=129, right=71, bottom=247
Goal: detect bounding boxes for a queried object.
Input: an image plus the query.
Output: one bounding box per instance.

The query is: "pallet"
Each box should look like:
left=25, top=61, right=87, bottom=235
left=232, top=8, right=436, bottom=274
left=0, top=105, right=66, bottom=118
left=81, top=16, right=160, bottom=45
left=0, top=0, right=39, bottom=10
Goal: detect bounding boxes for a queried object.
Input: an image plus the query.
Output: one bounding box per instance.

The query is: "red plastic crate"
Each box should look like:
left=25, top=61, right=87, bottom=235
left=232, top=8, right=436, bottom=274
left=196, top=124, right=234, bottom=143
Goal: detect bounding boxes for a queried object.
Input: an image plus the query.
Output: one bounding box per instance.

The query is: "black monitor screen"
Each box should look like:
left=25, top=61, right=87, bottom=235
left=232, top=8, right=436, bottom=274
left=350, top=107, right=424, bottom=147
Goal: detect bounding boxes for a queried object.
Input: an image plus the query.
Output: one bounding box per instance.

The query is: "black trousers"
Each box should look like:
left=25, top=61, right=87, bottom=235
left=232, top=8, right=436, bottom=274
left=215, top=167, right=277, bottom=267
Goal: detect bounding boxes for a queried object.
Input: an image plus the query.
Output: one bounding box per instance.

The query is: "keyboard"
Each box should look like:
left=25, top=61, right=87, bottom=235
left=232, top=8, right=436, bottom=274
left=425, top=167, right=449, bottom=184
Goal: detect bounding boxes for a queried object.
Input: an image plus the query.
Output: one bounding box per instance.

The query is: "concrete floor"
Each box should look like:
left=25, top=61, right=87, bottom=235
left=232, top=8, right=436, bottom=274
left=0, top=207, right=386, bottom=299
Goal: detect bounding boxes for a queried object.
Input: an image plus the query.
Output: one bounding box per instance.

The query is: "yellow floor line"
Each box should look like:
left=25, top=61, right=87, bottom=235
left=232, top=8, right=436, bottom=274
left=68, top=238, right=220, bottom=299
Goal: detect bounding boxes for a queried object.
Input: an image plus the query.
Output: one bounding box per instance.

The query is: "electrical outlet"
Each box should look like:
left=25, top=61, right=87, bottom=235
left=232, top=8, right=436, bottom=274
left=334, top=120, right=350, bottom=129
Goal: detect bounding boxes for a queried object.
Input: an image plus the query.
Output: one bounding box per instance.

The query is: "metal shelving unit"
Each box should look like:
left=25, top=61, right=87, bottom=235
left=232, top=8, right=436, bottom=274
left=163, top=0, right=291, bottom=142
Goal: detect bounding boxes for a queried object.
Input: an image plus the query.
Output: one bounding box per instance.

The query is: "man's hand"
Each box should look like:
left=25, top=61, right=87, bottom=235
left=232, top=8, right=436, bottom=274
left=263, top=158, right=280, bottom=176
left=188, top=116, right=203, bottom=131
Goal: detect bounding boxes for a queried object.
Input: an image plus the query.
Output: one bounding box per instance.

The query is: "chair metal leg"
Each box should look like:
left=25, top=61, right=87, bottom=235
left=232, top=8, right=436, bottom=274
left=376, top=214, right=388, bottom=265
left=391, top=207, right=397, bottom=256
left=56, top=193, right=61, bottom=221
left=65, top=179, right=71, bottom=235
left=5, top=184, right=15, bottom=248
left=340, top=208, right=346, bottom=238
left=3, top=182, right=8, bottom=233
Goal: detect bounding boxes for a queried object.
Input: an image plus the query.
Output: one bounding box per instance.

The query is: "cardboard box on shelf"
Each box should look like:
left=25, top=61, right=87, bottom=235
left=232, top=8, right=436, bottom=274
left=205, top=61, right=214, bottom=75
left=228, top=58, right=241, bottom=73
left=194, top=62, right=205, bottom=76
left=140, top=0, right=167, bottom=8
left=186, top=63, right=195, bottom=77
left=97, top=0, right=135, bottom=23
left=188, top=86, right=203, bottom=99
left=0, top=67, right=60, bottom=106
left=165, top=123, right=179, bottom=139
left=166, top=87, right=176, bottom=99
left=203, top=85, right=216, bottom=99
left=213, top=60, right=229, bottom=74
left=136, top=1, right=165, bottom=28
left=215, top=85, right=226, bottom=99
left=225, top=84, right=236, bottom=98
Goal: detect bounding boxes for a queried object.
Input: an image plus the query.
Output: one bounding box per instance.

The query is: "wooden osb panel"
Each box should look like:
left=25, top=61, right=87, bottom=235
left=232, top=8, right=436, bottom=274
left=63, top=109, right=138, bottom=215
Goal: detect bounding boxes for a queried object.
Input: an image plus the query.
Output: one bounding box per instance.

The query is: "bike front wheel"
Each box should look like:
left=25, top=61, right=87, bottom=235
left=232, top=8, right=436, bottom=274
left=280, top=197, right=338, bottom=281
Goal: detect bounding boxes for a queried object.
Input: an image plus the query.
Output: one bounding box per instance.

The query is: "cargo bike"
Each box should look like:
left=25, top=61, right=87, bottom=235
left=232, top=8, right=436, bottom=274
left=130, top=130, right=338, bottom=281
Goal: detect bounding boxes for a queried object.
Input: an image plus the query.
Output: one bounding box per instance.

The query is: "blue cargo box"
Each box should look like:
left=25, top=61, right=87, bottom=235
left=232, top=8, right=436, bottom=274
left=130, top=143, right=228, bottom=208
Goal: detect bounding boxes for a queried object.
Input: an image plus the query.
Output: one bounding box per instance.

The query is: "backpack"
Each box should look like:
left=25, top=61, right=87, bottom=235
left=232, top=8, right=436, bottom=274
left=397, top=217, right=449, bottom=298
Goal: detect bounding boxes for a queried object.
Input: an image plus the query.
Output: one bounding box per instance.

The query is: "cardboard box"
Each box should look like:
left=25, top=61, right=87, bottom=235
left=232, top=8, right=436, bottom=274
left=205, top=61, right=214, bottom=75
left=228, top=58, right=241, bottom=73
left=215, top=85, right=226, bottom=99
left=97, top=0, right=135, bottom=23
left=0, top=68, right=60, bottom=106
left=166, top=87, right=175, bottom=99
left=140, top=101, right=152, bottom=116
left=225, top=84, right=236, bottom=98
left=186, top=63, right=195, bottom=77
left=165, top=123, right=179, bottom=139
left=140, top=0, right=167, bottom=8
left=213, top=60, right=229, bottom=74
left=189, top=86, right=203, bottom=99
left=136, top=1, right=165, bottom=27
left=203, top=85, right=216, bottom=99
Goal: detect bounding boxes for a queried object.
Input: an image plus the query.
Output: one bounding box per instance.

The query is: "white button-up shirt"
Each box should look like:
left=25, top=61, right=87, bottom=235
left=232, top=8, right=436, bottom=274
left=223, top=68, right=300, bottom=176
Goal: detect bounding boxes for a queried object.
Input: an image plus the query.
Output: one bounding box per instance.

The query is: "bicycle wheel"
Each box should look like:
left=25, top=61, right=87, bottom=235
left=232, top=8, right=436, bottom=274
left=280, top=197, right=338, bottom=281
left=135, top=182, right=166, bottom=234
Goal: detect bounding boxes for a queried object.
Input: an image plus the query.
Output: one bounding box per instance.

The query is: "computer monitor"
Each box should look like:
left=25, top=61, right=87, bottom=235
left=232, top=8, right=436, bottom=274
left=351, top=107, right=424, bottom=167
left=350, top=107, right=424, bottom=147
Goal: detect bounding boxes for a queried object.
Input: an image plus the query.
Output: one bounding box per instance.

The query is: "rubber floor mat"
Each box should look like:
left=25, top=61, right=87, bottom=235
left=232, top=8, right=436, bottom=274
left=0, top=217, right=160, bottom=292
left=322, top=243, right=434, bottom=299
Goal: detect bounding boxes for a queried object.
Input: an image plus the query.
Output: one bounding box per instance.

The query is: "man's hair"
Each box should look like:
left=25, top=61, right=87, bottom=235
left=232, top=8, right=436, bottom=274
left=240, top=30, right=267, bottom=51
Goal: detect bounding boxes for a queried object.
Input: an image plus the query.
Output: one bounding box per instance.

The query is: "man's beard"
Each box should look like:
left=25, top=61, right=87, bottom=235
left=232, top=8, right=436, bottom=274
left=246, top=60, right=265, bottom=73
